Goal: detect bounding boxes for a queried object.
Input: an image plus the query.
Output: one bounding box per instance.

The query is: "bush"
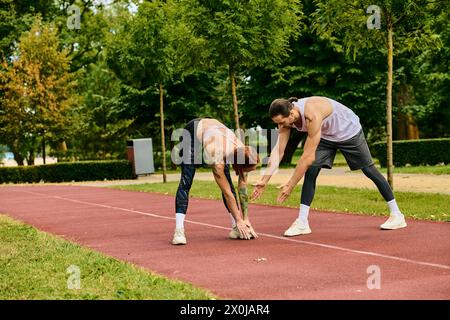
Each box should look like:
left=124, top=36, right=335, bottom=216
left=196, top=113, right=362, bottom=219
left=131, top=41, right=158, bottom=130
left=371, top=138, right=450, bottom=167
left=0, top=160, right=135, bottom=184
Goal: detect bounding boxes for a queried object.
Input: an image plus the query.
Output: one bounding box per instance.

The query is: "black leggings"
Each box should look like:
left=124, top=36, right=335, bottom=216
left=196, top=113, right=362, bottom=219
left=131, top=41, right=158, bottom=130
left=175, top=163, right=239, bottom=214
left=300, top=164, right=394, bottom=206
left=300, top=166, right=322, bottom=206
left=361, top=164, right=394, bottom=201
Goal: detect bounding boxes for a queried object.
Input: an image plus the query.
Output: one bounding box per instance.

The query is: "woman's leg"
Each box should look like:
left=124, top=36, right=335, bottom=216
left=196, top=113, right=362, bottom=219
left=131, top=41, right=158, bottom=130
left=175, top=163, right=197, bottom=228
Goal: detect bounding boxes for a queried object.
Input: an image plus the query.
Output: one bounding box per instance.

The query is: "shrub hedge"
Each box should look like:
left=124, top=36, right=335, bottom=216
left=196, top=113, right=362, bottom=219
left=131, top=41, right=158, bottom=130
left=371, top=138, right=450, bottom=167
left=0, top=160, right=135, bottom=184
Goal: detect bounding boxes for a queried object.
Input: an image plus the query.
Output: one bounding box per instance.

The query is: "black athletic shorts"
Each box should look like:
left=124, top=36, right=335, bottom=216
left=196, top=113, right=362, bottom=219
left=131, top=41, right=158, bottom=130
left=312, top=129, right=374, bottom=170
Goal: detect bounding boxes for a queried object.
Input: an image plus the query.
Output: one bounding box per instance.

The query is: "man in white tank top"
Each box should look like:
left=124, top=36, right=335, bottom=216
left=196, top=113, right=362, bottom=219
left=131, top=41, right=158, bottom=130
left=251, top=96, right=406, bottom=236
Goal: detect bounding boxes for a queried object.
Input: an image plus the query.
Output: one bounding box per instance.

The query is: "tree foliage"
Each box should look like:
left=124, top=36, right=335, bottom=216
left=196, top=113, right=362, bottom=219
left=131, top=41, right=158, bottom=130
left=0, top=17, right=78, bottom=165
left=181, top=0, right=303, bottom=131
left=0, top=0, right=448, bottom=168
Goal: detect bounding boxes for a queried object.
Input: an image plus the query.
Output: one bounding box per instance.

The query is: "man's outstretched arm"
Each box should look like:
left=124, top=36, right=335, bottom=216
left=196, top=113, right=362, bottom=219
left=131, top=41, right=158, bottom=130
left=251, top=126, right=291, bottom=200
left=277, top=124, right=321, bottom=202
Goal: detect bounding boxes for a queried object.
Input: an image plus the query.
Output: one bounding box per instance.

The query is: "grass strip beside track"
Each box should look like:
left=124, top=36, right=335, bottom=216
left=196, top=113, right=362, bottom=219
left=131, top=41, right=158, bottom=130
left=0, top=214, right=216, bottom=300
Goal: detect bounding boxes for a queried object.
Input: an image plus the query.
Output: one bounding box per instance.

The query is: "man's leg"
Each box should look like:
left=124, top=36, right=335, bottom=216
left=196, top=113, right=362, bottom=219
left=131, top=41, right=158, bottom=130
left=361, top=164, right=394, bottom=202
left=173, top=163, right=196, bottom=244
left=284, top=166, right=321, bottom=236
left=361, top=164, right=406, bottom=229
left=339, top=129, right=406, bottom=230
left=299, top=165, right=322, bottom=223
left=284, top=139, right=335, bottom=237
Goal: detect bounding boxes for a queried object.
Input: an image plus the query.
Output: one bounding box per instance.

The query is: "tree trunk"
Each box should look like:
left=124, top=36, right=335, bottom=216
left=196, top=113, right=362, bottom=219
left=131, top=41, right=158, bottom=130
left=396, top=84, right=407, bottom=141
left=386, top=24, right=394, bottom=189
left=42, top=136, right=46, bottom=165
left=406, top=113, right=419, bottom=139
left=57, top=139, right=67, bottom=162
left=11, top=145, right=24, bottom=166
left=159, top=82, right=167, bottom=183
left=27, top=148, right=35, bottom=166
left=396, top=111, right=407, bottom=140
left=229, top=67, right=241, bottom=140
left=396, top=84, right=420, bottom=141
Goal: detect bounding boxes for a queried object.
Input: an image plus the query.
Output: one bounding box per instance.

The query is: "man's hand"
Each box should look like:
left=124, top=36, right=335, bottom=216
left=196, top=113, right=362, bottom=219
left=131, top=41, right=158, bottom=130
left=251, top=180, right=267, bottom=200
left=277, top=183, right=294, bottom=203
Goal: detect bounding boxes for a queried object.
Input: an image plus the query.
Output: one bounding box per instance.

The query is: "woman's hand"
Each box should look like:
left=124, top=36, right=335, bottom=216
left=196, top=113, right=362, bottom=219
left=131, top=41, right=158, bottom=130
left=244, top=219, right=258, bottom=239
left=236, top=220, right=252, bottom=239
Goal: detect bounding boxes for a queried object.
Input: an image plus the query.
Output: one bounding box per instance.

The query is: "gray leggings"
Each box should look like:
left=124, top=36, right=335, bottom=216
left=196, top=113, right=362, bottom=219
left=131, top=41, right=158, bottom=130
left=301, top=164, right=394, bottom=206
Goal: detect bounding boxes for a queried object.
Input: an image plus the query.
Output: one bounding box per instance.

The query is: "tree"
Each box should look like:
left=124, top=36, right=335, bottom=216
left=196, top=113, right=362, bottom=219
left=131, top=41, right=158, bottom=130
left=107, top=0, right=205, bottom=181
left=56, top=0, right=111, bottom=72
left=0, top=0, right=59, bottom=57
left=181, top=0, right=303, bottom=136
left=107, top=2, right=170, bottom=181
left=313, top=0, right=443, bottom=188
left=240, top=0, right=387, bottom=165
left=410, top=9, right=450, bottom=138
left=0, top=17, right=77, bottom=165
left=60, top=57, right=133, bottom=161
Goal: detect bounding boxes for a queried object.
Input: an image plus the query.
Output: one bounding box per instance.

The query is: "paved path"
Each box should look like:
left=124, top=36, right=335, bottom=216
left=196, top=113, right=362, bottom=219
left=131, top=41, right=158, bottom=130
left=1, top=185, right=449, bottom=299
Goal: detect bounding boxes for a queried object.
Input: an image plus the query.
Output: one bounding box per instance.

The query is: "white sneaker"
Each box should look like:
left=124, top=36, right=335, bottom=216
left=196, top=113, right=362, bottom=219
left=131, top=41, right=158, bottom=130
left=380, top=214, right=407, bottom=230
left=172, top=228, right=187, bottom=245
left=284, top=219, right=312, bottom=237
left=228, top=226, right=240, bottom=239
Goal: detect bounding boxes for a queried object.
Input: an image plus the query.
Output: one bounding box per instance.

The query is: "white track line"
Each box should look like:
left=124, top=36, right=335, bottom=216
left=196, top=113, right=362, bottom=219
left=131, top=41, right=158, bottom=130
left=13, top=189, right=450, bottom=271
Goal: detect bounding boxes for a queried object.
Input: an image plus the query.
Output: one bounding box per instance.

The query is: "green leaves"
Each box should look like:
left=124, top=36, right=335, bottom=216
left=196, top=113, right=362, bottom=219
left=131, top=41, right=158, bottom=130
left=312, top=0, right=443, bottom=57
left=182, top=0, right=303, bottom=72
left=0, top=17, right=78, bottom=163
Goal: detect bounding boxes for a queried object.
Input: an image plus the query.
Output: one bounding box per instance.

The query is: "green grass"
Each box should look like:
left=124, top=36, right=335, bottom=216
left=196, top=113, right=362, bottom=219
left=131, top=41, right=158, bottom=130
left=378, top=164, right=450, bottom=175
left=0, top=214, right=216, bottom=300
left=114, top=181, right=450, bottom=222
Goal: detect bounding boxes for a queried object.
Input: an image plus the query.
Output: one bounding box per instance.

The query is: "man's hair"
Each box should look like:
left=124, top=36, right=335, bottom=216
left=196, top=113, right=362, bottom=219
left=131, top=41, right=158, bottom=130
left=269, top=97, right=299, bottom=118
left=232, top=145, right=259, bottom=173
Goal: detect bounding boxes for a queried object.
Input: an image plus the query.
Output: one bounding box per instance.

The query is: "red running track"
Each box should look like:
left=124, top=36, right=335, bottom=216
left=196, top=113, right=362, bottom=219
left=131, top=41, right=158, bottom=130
left=0, top=185, right=449, bottom=299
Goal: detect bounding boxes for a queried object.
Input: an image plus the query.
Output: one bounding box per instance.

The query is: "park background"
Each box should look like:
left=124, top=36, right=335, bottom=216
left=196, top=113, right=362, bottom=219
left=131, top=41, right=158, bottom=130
left=1, top=0, right=450, bottom=301
left=0, top=0, right=449, bottom=178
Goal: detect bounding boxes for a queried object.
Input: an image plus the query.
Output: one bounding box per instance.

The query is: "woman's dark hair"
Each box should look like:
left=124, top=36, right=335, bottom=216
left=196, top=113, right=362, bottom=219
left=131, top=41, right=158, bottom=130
left=269, top=97, right=299, bottom=118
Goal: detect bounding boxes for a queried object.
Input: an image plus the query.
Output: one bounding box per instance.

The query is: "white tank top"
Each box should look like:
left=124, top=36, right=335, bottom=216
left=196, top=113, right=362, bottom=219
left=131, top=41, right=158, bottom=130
left=292, top=97, right=362, bottom=142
